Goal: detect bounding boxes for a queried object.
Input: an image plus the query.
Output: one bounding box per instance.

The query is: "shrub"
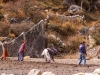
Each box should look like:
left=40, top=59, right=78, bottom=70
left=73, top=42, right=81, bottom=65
left=0, top=12, right=4, bottom=20
left=0, top=22, right=10, bottom=36
left=89, top=22, right=100, bottom=45
left=93, top=35, right=100, bottom=45
left=65, top=35, right=82, bottom=53
left=10, top=22, right=34, bottom=36
left=47, top=34, right=82, bottom=54
left=2, top=0, right=41, bottom=23
left=49, top=23, right=77, bottom=36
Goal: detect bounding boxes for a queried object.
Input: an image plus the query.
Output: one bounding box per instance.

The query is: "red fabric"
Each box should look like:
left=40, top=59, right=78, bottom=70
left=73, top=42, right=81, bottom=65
left=21, top=43, right=25, bottom=52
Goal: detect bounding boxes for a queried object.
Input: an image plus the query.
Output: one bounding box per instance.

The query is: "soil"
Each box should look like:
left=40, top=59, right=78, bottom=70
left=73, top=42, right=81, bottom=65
left=0, top=57, right=100, bottom=75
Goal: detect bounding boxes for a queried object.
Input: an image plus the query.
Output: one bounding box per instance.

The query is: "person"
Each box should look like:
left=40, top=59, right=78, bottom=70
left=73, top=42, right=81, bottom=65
left=51, top=46, right=57, bottom=55
left=1, top=39, right=9, bottom=60
left=78, top=42, right=87, bottom=65
left=41, top=48, right=55, bottom=63
left=18, top=40, right=26, bottom=61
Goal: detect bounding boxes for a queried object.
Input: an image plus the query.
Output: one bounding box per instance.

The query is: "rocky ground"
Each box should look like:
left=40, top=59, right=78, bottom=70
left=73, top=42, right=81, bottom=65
left=0, top=57, right=100, bottom=75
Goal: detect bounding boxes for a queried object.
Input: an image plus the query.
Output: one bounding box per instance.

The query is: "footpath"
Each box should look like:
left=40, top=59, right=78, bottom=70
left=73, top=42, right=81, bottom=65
left=8, top=57, right=100, bottom=65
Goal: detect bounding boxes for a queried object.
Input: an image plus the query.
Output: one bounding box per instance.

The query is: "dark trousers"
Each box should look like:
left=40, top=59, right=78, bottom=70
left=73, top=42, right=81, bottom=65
left=18, top=51, right=24, bottom=61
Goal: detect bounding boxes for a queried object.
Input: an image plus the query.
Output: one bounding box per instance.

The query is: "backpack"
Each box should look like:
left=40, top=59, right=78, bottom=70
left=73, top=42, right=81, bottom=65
left=52, top=48, right=57, bottom=54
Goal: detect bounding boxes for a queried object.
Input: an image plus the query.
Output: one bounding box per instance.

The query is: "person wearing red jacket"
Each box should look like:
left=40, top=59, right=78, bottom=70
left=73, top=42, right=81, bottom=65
left=18, top=40, right=26, bottom=61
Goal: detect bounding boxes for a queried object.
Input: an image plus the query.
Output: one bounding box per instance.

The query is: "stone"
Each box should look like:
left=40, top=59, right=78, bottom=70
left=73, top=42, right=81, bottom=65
left=28, top=69, right=42, bottom=75
left=1, top=73, right=14, bottom=75
left=68, top=5, right=82, bottom=15
left=1, top=73, right=6, bottom=75
left=85, top=73, right=94, bottom=75
left=24, top=56, right=30, bottom=60
left=42, top=72, right=55, bottom=75
left=0, top=20, right=46, bottom=58
left=94, top=68, right=100, bottom=75
left=72, top=72, right=85, bottom=75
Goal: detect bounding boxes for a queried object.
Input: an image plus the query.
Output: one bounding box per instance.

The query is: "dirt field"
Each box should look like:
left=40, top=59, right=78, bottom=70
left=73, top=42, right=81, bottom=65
left=0, top=58, right=100, bottom=75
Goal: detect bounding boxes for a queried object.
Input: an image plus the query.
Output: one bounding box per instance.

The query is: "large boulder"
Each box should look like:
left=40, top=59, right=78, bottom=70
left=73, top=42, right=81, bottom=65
left=28, top=69, right=42, bottom=75
left=72, top=68, right=100, bottom=75
left=0, top=20, right=46, bottom=58
left=94, top=68, right=100, bottom=75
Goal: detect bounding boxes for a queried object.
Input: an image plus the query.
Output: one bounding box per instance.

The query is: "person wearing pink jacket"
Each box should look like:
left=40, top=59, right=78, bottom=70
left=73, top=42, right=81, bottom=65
left=18, top=40, right=26, bottom=61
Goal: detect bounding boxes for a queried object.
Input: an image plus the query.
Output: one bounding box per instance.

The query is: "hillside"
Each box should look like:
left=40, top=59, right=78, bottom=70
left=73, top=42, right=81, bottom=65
left=0, top=0, right=100, bottom=58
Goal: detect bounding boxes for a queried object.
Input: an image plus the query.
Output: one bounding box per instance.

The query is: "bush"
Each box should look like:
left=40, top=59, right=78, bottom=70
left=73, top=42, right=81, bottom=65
left=10, top=22, right=34, bottom=36
left=89, top=22, right=100, bottom=45
left=49, top=23, right=77, bottom=36
left=47, top=34, right=82, bottom=54
left=65, top=35, right=81, bottom=53
left=0, top=22, right=10, bottom=36
left=93, top=35, right=100, bottom=45
left=2, top=0, right=41, bottom=23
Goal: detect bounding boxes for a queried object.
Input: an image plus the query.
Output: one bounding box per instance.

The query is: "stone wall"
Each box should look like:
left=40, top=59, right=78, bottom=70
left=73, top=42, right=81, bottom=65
left=0, top=20, right=46, bottom=58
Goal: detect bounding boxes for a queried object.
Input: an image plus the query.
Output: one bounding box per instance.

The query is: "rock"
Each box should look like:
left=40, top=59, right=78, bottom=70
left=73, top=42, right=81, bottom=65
left=28, top=69, right=42, bottom=75
left=1, top=73, right=14, bottom=75
left=85, top=73, right=94, bottom=75
left=68, top=5, right=82, bottom=15
left=93, top=73, right=99, bottom=75
left=1, top=73, right=6, bottom=75
left=48, top=34, right=56, bottom=40
left=72, top=72, right=85, bottom=75
left=79, top=27, right=89, bottom=35
left=73, top=70, right=100, bottom=75
left=73, top=72, right=99, bottom=75
left=8, top=74, right=14, bottom=75
left=94, top=68, right=100, bottom=75
left=0, top=20, right=46, bottom=58
left=42, top=72, right=55, bottom=75
left=24, top=56, right=30, bottom=60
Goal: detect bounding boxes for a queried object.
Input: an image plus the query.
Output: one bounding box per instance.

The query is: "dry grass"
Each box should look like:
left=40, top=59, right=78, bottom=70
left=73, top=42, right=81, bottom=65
left=0, top=22, right=10, bottom=36
left=10, top=22, right=34, bottom=36
left=49, top=22, right=77, bottom=36
left=64, top=35, right=82, bottom=53
left=89, top=22, right=100, bottom=45
left=0, top=0, right=100, bottom=56
left=1, top=0, right=36, bottom=18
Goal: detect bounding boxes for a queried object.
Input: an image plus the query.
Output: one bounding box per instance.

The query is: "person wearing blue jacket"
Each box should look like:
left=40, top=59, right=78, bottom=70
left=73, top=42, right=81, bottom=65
left=78, top=42, right=87, bottom=65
